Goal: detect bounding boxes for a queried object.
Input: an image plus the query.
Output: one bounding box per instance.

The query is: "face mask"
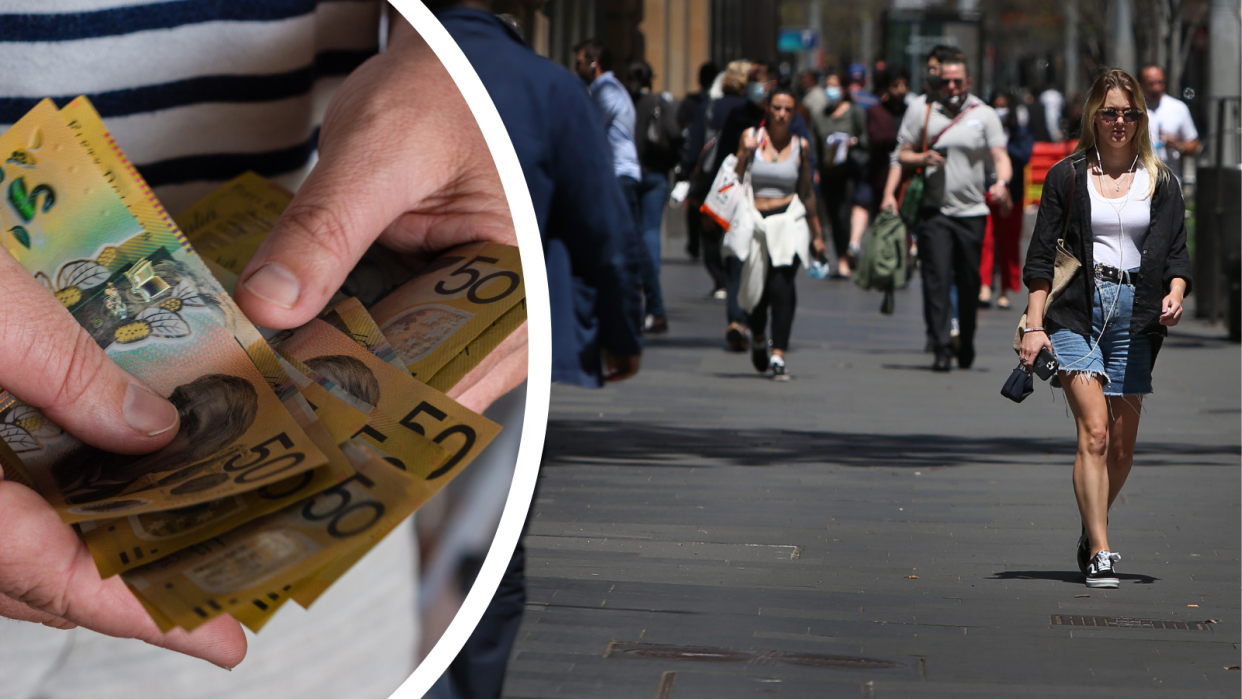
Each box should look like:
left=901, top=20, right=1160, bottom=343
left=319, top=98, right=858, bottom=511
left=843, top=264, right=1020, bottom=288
left=825, top=86, right=843, bottom=103
left=995, top=107, right=1009, bottom=120
left=747, top=82, right=767, bottom=105
left=924, top=71, right=942, bottom=92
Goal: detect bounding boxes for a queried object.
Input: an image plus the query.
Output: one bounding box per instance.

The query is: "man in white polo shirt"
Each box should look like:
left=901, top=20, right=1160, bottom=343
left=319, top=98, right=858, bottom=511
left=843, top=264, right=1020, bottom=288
left=1141, top=65, right=1200, bottom=183
left=892, top=56, right=1013, bottom=372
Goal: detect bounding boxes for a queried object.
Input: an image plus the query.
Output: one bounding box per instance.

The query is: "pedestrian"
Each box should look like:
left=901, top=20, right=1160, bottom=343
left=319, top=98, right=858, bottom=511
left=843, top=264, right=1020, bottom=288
left=865, top=67, right=909, bottom=218
left=715, top=61, right=816, bottom=351
left=1139, top=65, right=1200, bottom=183
left=810, top=71, right=870, bottom=278
left=1039, top=80, right=1066, bottom=143
left=1019, top=68, right=1191, bottom=588
left=573, top=39, right=668, bottom=336
left=797, top=69, right=826, bottom=125
left=434, top=6, right=646, bottom=697
left=978, top=90, right=1034, bottom=310
left=735, top=87, right=826, bottom=380
left=630, top=60, right=682, bottom=334
left=847, top=62, right=879, bottom=110
left=889, top=55, right=1013, bottom=372
left=687, top=60, right=750, bottom=303
left=677, top=62, right=719, bottom=260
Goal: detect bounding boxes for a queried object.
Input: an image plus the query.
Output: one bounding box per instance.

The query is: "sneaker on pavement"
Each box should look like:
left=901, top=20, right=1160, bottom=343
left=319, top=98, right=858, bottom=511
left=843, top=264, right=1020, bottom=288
left=643, top=314, right=669, bottom=334
left=1076, top=526, right=1091, bottom=576
left=712, top=288, right=727, bottom=300
left=770, top=356, right=789, bottom=381
left=726, top=322, right=748, bottom=352
left=751, top=337, right=771, bottom=373
left=1085, top=550, right=1120, bottom=588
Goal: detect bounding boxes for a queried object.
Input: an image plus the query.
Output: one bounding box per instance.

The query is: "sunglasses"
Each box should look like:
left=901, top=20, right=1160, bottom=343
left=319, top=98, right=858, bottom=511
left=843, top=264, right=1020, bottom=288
left=942, top=78, right=966, bottom=87
left=1096, top=108, right=1143, bottom=124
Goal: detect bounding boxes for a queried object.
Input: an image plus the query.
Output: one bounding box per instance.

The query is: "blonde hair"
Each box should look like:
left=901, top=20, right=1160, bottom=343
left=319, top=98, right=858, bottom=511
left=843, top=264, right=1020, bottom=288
left=722, top=59, right=752, bottom=96
left=1073, top=68, right=1168, bottom=197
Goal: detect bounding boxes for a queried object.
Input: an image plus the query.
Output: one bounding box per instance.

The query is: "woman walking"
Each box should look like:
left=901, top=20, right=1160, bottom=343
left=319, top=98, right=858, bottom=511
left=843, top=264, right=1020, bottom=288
left=1019, top=69, right=1192, bottom=588
left=735, top=87, right=826, bottom=380
left=808, top=72, right=868, bottom=278
left=979, top=91, right=1034, bottom=310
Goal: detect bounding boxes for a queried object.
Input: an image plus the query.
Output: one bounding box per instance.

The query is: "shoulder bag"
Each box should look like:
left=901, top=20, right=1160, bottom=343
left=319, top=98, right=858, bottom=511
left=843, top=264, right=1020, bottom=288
left=1012, top=160, right=1080, bottom=352
left=898, top=103, right=978, bottom=229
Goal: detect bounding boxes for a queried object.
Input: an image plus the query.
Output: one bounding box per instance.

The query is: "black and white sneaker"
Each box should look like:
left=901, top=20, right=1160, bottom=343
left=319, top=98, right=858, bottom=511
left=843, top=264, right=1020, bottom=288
left=1076, top=525, right=1091, bottom=576
left=1085, top=550, right=1120, bottom=588
left=770, top=356, right=789, bottom=381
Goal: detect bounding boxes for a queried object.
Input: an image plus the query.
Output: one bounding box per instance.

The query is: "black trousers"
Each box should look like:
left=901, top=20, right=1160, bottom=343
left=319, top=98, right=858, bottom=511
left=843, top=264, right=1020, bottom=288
left=918, top=213, right=986, bottom=353
left=748, top=259, right=800, bottom=351
left=820, top=166, right=855, bottom=259
left=701, top=216, right=729, bottom=292
left=685, top=200, right=702, bottom=258
left=448, top=542, right=526, bottom=699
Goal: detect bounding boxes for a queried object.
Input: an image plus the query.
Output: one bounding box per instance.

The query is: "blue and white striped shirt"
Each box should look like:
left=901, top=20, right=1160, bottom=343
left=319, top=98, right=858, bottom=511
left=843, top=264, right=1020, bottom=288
left=0, top=0, right=381, bottom=212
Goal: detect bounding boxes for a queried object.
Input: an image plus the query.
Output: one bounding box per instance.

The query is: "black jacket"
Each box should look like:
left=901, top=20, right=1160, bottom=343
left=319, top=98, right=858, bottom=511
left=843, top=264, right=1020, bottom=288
left=1023, top=153, right=1193, bottom=338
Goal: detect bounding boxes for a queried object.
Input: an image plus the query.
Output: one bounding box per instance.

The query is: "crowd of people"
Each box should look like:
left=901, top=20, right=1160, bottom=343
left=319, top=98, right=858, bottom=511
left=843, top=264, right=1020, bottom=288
left=598, top=47, right=1197, bottom=382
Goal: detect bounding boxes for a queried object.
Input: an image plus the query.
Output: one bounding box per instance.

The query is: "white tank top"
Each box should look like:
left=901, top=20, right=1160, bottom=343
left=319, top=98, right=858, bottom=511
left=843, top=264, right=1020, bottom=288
left=1089, top=167, right=1151, bottom=270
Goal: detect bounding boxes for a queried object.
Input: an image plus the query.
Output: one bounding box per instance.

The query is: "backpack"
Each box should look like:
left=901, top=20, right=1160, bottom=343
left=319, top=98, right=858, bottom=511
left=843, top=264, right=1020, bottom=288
left=854, top=207, right=909, bottom=314
left=635, top=91, right=682, bottom=174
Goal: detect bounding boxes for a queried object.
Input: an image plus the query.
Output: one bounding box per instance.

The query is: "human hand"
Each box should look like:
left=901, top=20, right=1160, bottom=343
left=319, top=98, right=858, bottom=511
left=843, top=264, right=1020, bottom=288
left=848, top=137, right=858, bottom=147
left=813, top=237, right=827, bottom=256
left=1159, top=291, right=1184, bottom=326
left=989, top=182, right=1012, bottom=215
left=740, top=130, right=758, bottom=154
left=234, top=16, right=524, bottom=409
left=0, top=250, right=246, bottom=668
left=1018, top=328, right=1053, bottom=367
left=923, top=150, right=945, bottom=168
left=603, top=351, right=641, bottom=382
left=881, top=193, right=899, bottom=213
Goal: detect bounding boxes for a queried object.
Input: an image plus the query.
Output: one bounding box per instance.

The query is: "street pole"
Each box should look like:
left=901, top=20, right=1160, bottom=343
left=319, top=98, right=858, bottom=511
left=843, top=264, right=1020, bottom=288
left=1112, top=0, right=1136, bottom=75
left=1064, top=0, right=1079, bottom=99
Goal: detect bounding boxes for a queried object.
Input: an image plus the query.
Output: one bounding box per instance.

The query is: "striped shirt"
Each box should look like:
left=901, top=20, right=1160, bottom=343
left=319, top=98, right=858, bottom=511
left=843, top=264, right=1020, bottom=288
left=0, top=0, right=381, bottom=213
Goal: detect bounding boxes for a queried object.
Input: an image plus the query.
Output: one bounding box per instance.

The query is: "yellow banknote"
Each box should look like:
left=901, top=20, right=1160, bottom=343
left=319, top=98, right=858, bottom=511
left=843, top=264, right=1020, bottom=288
left=273, top=319, right=501, bottom=483
left=320, top=297, right=408, bottom=374
left=425, top=298, right=527, bottom=393
left=173, top=171, right=292, bottom=276
left=123, top=441, right=436, bottom=633
left=80, top=410, right=358, bottom=579
left=174, top=172, right=417, bottom=307
left=0, top=99, right=326, bottom=523
left=367, top=242, right=525, bottom=380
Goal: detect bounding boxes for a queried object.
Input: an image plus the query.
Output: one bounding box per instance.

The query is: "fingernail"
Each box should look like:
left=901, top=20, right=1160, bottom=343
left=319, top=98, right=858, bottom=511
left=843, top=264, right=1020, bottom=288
left=242, top=263, right=300, bottom=310
left=124, top=383, right=179, bottom=436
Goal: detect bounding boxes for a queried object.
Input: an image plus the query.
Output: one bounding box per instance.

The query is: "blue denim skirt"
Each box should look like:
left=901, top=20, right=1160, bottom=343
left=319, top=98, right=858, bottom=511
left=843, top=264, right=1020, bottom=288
left=1048, top=270, right=1153, bottom=396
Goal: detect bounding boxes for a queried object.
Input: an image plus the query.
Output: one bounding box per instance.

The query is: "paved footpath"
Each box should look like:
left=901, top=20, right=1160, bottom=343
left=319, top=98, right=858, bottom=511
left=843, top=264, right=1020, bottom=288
left=503, top=223, right=1241, bottom=698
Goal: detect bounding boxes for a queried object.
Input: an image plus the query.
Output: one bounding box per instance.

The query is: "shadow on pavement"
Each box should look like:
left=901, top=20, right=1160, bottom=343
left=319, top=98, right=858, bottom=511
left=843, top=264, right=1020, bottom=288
left=990, top=570, right=1160, bottom=584
left=542, top=420, right=1240, bottom=470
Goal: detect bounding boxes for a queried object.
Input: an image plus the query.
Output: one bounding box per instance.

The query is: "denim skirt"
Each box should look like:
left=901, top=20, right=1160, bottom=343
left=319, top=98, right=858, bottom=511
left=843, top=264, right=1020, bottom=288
left=1048, top=270, right=1153, bottom=396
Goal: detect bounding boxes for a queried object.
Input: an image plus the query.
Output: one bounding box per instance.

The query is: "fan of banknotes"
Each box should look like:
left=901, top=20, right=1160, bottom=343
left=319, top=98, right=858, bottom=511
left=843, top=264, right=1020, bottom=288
left=0, top=98, right=526, bottom=635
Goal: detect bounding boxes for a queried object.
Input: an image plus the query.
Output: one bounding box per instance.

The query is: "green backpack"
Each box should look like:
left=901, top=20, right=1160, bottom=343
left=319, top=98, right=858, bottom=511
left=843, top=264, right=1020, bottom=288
left=854, top=207, right=909, bottom=315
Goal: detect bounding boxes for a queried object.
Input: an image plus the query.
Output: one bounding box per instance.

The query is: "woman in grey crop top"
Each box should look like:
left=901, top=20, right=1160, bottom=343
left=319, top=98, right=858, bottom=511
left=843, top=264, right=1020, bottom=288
left=732, top=87, right=825, bottom=380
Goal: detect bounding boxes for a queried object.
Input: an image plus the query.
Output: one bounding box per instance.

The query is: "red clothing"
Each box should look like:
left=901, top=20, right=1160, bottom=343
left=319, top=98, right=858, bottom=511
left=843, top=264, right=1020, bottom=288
left=980, top=202, right=1023, bottom=293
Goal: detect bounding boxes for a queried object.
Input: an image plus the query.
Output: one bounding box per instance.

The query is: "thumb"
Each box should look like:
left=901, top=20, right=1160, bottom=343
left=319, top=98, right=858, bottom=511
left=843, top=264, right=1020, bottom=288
left=0, top=253, right=179, bottom=455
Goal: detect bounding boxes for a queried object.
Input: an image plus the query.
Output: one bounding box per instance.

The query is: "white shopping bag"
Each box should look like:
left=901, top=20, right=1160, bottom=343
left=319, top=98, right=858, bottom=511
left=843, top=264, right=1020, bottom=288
left=699, top=153, right=743, bottom=230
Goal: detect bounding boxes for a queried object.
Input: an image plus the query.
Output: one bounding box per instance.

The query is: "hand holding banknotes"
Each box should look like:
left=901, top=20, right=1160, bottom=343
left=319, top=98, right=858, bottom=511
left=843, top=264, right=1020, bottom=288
left=0, top=13, right=524, bottom=672
left=0, top=249, right=247, bottom=669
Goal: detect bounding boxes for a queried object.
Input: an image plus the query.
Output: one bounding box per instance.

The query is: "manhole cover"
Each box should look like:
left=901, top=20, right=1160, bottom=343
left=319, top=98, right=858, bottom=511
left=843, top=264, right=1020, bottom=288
left=604, top=642, right=908, bottom=671
left=1051, top=615, right=1215, bottom=630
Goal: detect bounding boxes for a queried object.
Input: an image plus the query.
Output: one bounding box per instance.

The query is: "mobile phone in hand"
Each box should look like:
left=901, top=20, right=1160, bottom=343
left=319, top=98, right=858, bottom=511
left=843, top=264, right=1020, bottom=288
left=1032, top=347, right=1059, bottom=381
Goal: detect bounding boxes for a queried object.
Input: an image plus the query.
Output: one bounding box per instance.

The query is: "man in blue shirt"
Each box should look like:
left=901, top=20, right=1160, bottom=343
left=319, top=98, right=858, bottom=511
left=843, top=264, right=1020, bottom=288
left=430, top=7, right=646, bottom=698
left=574, top=39, right=667, bottom=336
